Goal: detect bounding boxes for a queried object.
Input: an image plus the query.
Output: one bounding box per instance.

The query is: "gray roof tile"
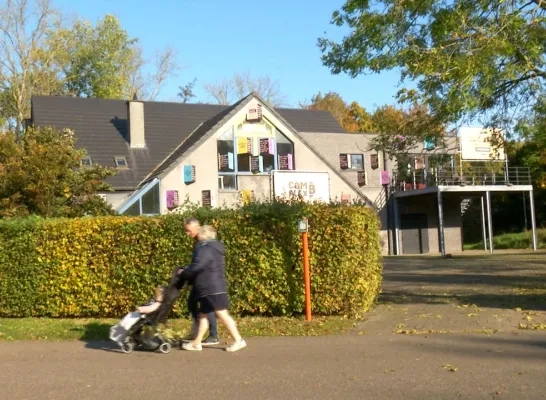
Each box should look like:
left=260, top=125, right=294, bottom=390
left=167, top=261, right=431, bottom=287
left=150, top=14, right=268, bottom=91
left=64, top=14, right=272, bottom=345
left=30, top=95, right=347, bottom=190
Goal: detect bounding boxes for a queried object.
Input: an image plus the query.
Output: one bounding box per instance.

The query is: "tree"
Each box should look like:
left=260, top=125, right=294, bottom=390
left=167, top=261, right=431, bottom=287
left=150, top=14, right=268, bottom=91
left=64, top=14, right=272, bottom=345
left=177, top=78, right=197, bottom=103
left=58, top=14, right=137, bottom=99
left=57, top=14, right=178, bottom=100
left=344, top=101, right=376, bottom=133
left=301, top=91, right=376, bottom=132
left=204, top=71, right=286, bottom=106
left=318, top=1, right=546, bottom=135
left=0, top=0, right=63, bottom=131
left=0, top=3, right=178, bottom=129
left=301, top=91, right=348, bottom=123
left=0, top=126, right=116, bottom=218
left=128, top=45, right=178, bottom=101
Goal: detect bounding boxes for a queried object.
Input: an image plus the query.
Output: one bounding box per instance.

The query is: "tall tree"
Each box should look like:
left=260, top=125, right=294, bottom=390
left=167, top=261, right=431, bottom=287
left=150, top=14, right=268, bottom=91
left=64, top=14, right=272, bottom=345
left=318, top=0, right=546, bottom=135
left=0, top=4, right=178, bottom=129
left=0, top=126, right=116, bottom=218
left=301, top=91, right=348, bottom=123
left=0, top=0, right=63, bottom=131
left=204, top=71, right=286, bottom=106
left=302, top=91, right=376, bottom=132
left=57, top=14, right=178, bottom=100
left=344, top=101, right=376, bottom=133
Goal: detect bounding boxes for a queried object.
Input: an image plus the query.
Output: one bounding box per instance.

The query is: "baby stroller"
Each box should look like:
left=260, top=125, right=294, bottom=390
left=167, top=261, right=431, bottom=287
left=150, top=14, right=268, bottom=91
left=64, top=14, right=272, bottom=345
left=109, top=267, right=187, bottom=354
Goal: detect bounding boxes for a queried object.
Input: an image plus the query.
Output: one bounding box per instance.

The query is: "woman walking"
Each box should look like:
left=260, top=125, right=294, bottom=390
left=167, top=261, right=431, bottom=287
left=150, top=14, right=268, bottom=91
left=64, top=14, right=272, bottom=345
left=179, top=225, right=247, bottom=352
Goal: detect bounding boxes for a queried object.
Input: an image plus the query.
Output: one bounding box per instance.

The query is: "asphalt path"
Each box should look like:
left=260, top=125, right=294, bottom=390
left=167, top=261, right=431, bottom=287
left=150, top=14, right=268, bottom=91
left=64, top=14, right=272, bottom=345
left=1, top=332, right=546, bottom=400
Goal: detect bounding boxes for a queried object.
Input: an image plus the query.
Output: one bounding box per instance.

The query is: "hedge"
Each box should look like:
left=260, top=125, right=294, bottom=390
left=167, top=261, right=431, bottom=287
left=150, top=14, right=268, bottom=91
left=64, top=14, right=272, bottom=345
left=0, top=201, right=382, bottom=318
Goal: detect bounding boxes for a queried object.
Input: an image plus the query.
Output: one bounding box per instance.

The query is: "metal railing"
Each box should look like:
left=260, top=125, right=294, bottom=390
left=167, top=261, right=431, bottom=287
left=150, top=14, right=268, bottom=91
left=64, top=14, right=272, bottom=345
left=392, top=166, right=532, bottom=192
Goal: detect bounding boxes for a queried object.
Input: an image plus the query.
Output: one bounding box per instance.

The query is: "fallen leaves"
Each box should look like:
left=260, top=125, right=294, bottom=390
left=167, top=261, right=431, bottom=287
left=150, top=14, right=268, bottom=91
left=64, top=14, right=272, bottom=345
left=442, top=364, right=458, bottom=372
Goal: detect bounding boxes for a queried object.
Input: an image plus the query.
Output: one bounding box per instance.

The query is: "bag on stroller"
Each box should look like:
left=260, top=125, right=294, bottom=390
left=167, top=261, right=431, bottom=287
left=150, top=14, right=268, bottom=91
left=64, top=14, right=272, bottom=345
left=109, top=267, right=187, bottom=354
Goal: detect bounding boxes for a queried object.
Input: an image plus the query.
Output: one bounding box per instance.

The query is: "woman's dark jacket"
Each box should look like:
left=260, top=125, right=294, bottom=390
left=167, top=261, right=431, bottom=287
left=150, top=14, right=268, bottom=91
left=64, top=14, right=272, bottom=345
left=181, top=239, right=228, bottom=298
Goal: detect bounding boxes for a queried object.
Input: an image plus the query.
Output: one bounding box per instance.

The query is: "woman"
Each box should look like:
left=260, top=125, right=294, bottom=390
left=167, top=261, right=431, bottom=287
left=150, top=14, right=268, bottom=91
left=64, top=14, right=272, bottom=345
left=180, top=225, right=247, bottom=352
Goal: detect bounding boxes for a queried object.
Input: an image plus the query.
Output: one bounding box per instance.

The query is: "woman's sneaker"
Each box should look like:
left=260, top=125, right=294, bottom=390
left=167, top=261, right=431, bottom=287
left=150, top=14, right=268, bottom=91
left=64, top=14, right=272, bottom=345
left=181, top=342, right=202, bottom=351
left=202, top=336, right=219, bottom=346
left=225, top=339, right=247, bottom=352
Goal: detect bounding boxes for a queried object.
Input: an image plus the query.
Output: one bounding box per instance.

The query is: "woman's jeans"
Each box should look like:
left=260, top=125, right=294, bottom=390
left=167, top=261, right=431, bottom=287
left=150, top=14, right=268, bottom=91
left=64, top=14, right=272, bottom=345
left=188, top=288, right=218, bottom=338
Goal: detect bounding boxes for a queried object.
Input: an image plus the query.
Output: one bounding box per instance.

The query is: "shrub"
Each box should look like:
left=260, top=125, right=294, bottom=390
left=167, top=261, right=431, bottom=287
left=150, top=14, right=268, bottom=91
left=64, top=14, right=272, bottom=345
left=0, top=202, right=382, bottom=318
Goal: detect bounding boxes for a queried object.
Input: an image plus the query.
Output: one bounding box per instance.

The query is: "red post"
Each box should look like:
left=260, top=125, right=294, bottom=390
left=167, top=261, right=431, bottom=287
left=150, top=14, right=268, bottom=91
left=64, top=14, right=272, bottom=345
left=302, top=230, right=312, bottom=322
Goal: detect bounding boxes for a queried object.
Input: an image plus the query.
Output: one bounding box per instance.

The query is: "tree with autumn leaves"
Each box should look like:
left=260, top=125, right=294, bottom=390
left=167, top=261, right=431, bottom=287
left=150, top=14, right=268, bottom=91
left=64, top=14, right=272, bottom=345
left=318, top=0, right=546, bottom=230
left=302, top=92, right=447, bottom=158
left=0, top=127, right=116, bottom=218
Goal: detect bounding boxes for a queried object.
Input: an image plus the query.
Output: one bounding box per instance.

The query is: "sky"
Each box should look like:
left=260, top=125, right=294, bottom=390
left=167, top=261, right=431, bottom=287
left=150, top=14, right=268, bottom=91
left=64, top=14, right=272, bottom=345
left=55, top=0, right=406, bottom=110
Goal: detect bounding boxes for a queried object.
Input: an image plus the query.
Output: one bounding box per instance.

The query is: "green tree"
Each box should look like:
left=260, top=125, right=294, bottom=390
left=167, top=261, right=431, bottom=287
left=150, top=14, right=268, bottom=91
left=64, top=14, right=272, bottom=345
left=318, top=0, right=546, bottom=133
left=58, top=14, right=137, bottom=99
left=0, top=2, right=178, bottom=130
left=57, top=14, right=177, bottom=100
left=0, top=0, right=64, bottom=131
left=0, top=126, right=117, bottom=218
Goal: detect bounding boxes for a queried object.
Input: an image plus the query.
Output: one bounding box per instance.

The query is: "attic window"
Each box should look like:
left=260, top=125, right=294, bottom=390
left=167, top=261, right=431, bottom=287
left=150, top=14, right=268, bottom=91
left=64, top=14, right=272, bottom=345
left=81, top=157, right=92, bottom=167
left=115, top=156, right=128, bottom=168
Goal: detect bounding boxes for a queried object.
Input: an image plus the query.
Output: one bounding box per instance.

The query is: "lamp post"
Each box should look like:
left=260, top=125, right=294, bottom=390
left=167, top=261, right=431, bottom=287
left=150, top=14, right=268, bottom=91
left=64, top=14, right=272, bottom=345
left=298, top=217, right=312, bottom=321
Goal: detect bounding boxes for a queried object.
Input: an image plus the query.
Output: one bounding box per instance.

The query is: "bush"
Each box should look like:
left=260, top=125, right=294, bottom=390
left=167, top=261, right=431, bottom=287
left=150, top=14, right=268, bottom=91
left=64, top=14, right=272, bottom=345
left=464, top=229, right=546, bottom=250
left=0, top=202, right=382, bottom=318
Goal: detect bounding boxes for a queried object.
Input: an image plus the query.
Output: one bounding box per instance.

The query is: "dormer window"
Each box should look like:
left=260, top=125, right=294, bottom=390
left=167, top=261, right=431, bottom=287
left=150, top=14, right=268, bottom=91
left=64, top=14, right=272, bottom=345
left=81, top=157, right=92, bottom=167
left=115, top=156, right=128, bottom=168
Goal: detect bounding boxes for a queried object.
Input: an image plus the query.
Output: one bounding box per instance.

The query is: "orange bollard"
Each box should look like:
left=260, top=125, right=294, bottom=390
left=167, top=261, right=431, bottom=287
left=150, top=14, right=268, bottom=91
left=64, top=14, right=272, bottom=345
left=302, top=230, right=312, bottom=322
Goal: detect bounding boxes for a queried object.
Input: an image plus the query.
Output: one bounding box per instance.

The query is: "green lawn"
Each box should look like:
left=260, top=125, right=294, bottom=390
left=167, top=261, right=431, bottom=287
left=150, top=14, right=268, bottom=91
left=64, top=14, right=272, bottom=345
left=0, top=316, right=357, bottom=342
left=464, top=229, right=546, bottom=250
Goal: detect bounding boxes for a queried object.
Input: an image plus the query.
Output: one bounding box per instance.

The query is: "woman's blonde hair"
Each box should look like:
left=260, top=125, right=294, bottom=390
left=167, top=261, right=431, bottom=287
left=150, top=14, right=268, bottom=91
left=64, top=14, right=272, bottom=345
left=154, top=286, right=165, bottom=302
left=197, top=225, right=217, bottom=240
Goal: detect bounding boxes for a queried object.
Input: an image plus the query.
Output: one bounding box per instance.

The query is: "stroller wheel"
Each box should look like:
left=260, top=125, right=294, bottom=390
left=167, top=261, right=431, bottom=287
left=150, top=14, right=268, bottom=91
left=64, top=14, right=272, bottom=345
left=159, top=342, right=172, bottom=354
left=121, top=343, right=134, bottom=354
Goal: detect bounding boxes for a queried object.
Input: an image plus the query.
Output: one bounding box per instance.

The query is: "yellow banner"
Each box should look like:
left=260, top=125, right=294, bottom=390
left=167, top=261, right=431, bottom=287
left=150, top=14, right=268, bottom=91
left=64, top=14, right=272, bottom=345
left=237, top=137, right=250, bottom=154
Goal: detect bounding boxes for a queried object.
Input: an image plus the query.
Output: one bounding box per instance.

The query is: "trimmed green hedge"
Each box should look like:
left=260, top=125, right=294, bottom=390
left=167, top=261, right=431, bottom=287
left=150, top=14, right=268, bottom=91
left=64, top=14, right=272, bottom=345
left=0, top=202, right=382, bottom=318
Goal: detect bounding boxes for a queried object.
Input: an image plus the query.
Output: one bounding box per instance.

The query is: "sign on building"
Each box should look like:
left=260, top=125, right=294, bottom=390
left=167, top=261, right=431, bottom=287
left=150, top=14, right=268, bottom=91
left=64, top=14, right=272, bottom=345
left=272, top=171, right=330, bottom=203
left=459, top=127, right=506, bottom=161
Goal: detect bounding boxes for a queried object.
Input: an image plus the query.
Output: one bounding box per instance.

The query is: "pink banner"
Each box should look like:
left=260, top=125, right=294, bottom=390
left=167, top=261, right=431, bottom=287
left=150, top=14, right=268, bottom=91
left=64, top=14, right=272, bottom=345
left=380, top=170, right=390, bottom=185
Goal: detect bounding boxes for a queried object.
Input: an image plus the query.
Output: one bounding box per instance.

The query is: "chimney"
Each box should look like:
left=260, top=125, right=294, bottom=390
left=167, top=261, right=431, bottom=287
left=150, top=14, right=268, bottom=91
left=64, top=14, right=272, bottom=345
left=127, top=93, right=145, bottom=148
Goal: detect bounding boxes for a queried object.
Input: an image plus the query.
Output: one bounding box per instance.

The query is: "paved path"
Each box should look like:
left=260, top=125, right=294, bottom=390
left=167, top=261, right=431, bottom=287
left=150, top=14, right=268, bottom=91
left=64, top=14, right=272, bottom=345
left=2, top=333, right=546, bottom=400
left=2, top=251, right=546, bottom=400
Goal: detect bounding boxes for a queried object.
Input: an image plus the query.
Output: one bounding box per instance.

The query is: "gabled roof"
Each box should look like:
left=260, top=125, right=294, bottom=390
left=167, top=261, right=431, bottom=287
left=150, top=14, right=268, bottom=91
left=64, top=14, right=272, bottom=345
left=30, top=95, right=347, bottom=190
left=141, top=94, right=252, bottom=184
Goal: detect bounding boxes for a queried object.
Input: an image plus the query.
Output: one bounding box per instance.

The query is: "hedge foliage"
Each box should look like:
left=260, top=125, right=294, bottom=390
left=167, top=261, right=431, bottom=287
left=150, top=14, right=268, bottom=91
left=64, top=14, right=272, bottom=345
left=0, top=202, right=382, bottom=318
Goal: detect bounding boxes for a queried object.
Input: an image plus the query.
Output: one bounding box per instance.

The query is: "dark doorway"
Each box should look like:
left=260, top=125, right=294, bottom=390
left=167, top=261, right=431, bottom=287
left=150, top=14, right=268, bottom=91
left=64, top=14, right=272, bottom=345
left=401, top=213, right=429, bottom=254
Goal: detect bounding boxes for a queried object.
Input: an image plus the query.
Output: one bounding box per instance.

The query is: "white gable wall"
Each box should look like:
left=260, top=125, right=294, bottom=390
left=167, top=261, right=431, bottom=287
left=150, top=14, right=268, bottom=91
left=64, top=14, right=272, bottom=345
left=158, top=97, right=369, bottom=212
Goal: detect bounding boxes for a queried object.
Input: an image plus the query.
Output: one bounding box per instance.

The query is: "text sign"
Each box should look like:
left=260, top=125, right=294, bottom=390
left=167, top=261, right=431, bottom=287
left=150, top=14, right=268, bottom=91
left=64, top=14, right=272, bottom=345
left=459, top=127, right=506, bottom=161
left=273, top=171, right=330, bottom=203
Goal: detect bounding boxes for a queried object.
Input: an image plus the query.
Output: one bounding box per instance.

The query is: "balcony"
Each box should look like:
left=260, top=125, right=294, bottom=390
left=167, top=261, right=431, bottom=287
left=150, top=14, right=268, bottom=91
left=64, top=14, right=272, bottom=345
left=392, top=166, right=532, bottom=193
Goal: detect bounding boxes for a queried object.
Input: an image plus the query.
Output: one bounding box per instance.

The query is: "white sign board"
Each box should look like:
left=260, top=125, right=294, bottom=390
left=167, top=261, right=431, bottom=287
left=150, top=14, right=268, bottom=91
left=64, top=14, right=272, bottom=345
left=459, top=127, right=506, bottom=161
left=272, top=171, right=330, bottom=203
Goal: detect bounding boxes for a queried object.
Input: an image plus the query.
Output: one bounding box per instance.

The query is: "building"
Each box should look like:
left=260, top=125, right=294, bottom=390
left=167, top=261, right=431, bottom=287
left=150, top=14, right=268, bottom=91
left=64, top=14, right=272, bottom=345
left=31, top=93, right=486, bottom=256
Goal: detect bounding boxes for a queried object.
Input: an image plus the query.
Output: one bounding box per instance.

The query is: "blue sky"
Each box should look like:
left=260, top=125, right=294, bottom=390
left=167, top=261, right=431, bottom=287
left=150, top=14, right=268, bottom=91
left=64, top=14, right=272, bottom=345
left=57, top=0, right=406, bottom=110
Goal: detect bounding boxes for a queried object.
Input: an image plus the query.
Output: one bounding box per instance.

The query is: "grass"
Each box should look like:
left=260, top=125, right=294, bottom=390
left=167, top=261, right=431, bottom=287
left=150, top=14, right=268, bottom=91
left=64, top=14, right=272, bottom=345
left=0, top=316, right=358, bottom=342
left=464, top=229, right=546, bottom=250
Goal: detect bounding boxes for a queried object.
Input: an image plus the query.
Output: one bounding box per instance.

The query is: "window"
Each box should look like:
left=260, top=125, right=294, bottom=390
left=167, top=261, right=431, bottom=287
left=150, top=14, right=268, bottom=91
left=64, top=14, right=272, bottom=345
left=217, top=129, right=235, bottom=173
left=339, top=153, right=364, bottom=170
left=216, top=119, right=295, bottom=190
left=122, top=201, right=140, bottom=216
left=141, top=182, right=160, bottom=214
left=276, top=129, right=294, bottom=170
left=119, top=180, right=160, bottom=216
left=350, top=154, right=364, bottom=170
left=81, top=157, right=92, bottom=167
left=218, top=175, right=237, bottom=190
left=115, top=156, right=128, bottom=168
